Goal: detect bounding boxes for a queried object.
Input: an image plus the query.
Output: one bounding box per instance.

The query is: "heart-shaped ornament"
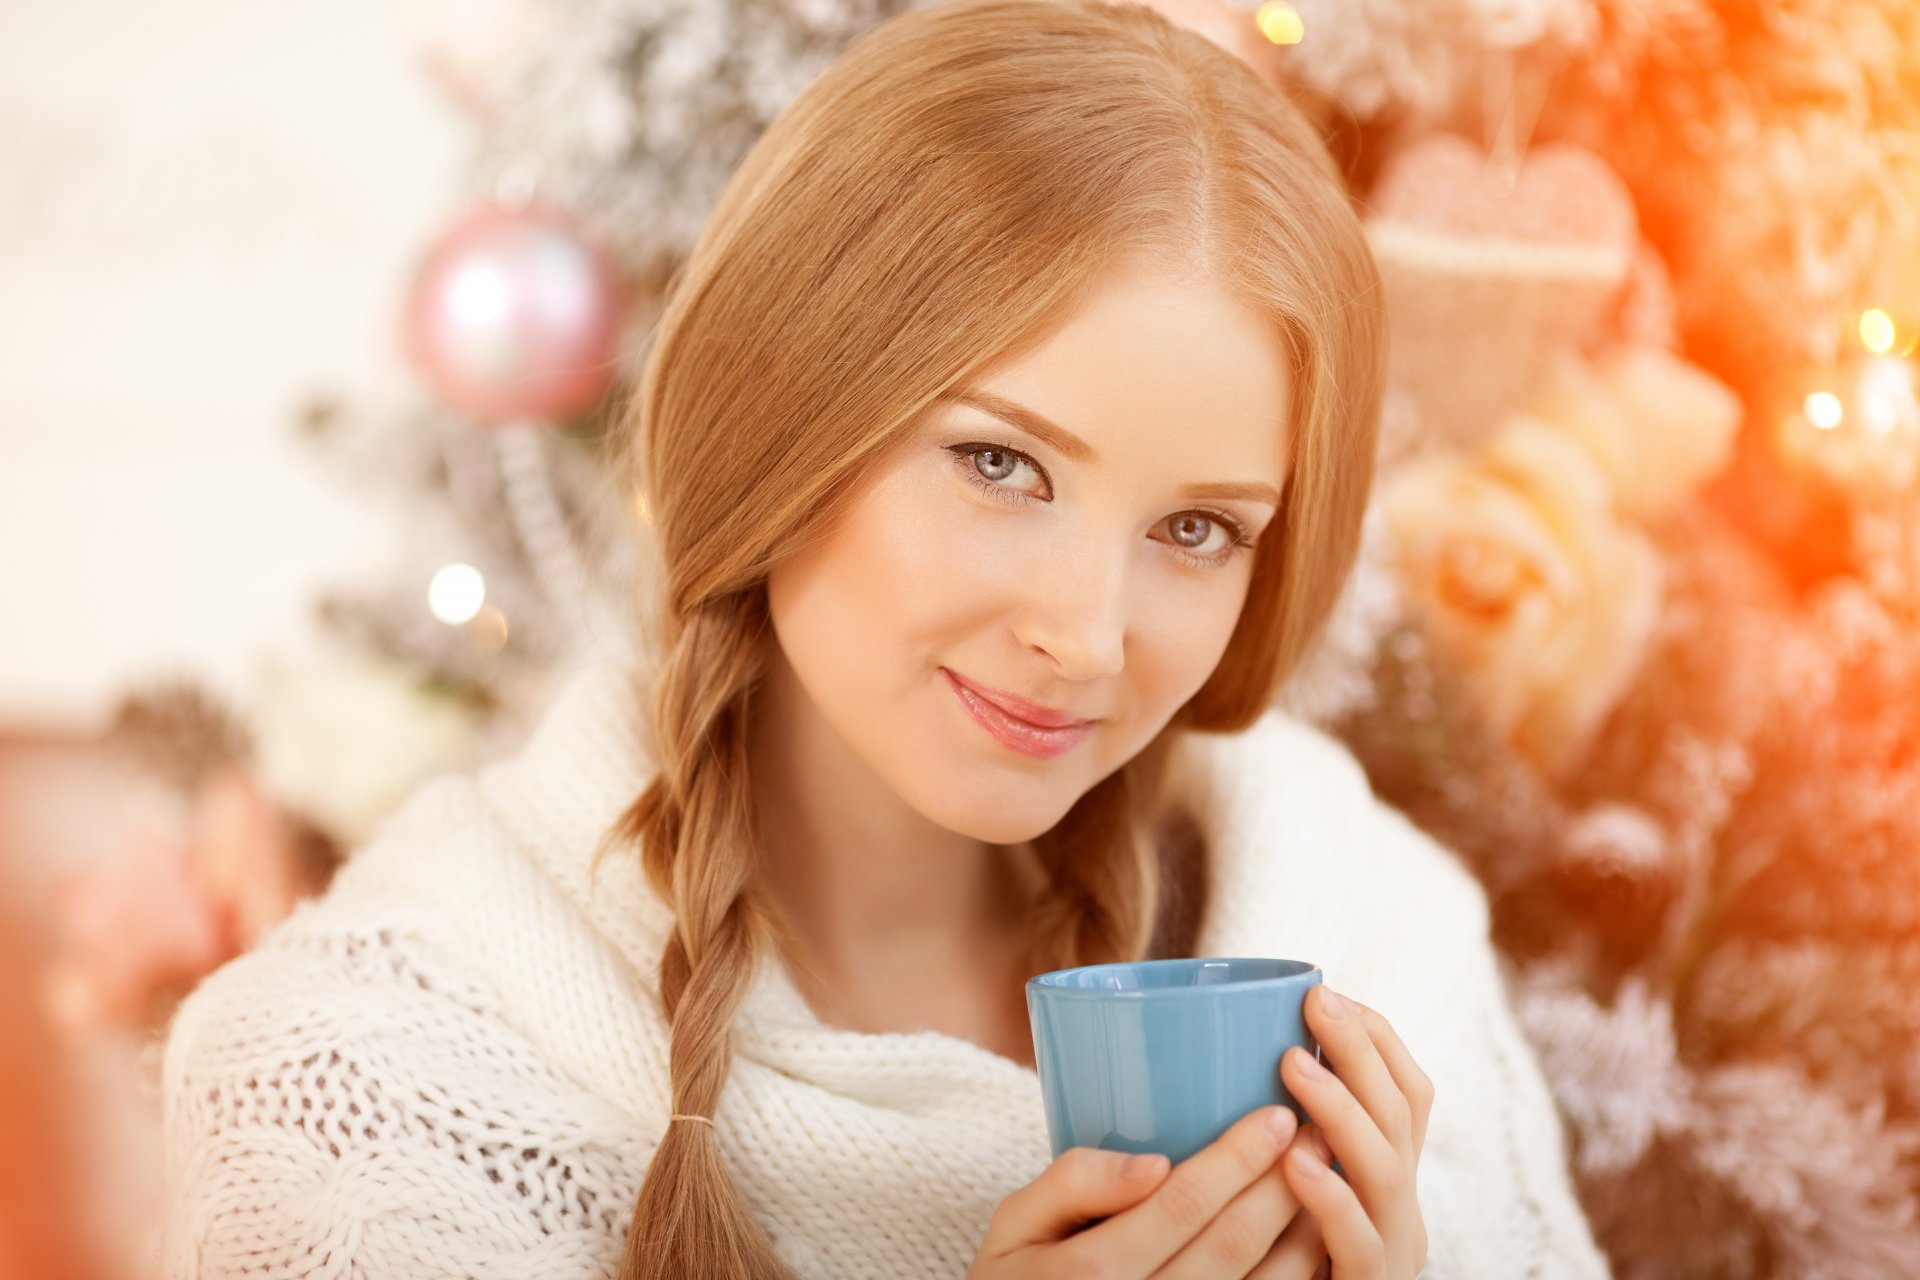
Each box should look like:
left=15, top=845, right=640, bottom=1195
left=1365, top=134, right=1638, bottom=453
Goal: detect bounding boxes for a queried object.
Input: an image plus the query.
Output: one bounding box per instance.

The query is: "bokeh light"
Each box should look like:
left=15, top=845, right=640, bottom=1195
left=1804, top=390, right=1844, bottom=431
left=465, top=602, right=510, bottom=654
left=1856, top=354, right=1920, bottom=439
left=427, top=562, right=487, bottom=624
left=1860, top=308, right=1897, bottom=354
left=1255, top=1, right=1305, bottom=45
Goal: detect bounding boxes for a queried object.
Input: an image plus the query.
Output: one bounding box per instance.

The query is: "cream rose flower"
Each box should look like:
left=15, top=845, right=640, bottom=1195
left=249, top=641, right=482, bottom=847
left=1380, top=421, right=1664, bottom=775
left=1526, top=345, right=1742, bottom=522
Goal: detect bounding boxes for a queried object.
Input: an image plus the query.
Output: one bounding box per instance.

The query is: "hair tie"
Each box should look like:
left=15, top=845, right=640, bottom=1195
left=668, top=1112, right=716, bottom=1129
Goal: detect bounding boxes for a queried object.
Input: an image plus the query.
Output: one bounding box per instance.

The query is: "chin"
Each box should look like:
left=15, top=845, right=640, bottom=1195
left=919, top=785, right=1080, bottom=847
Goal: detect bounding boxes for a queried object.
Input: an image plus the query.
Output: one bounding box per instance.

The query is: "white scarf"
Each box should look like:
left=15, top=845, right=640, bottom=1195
left=161, top=654, right=1611, bottom=1279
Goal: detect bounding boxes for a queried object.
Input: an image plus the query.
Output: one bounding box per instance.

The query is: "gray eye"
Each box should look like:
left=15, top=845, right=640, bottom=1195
left=974, top=448, right=1018, bottom=482
left=1170, top=514, right=1214, bottom=548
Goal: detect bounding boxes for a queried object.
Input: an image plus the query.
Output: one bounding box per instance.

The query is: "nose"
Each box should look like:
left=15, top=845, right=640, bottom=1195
left=1011, top=537, right=1128, bottom=681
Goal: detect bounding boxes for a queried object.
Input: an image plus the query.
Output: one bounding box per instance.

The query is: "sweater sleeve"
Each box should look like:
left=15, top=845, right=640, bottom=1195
left=1363, top=801, right=1614, bottom=1280
left=158, top=919, right=652, bottom=1280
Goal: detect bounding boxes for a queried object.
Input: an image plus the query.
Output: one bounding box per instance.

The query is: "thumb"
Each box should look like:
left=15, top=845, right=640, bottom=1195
left=993, top=1147, right=1171, bottom=1247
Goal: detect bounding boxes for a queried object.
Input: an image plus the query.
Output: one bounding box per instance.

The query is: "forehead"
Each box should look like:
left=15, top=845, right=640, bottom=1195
left=967, top=259, right=1292, bottom=486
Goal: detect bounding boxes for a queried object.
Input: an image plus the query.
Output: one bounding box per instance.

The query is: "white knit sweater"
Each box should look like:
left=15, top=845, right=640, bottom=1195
left=159, top=654, right=1613, bottom=1279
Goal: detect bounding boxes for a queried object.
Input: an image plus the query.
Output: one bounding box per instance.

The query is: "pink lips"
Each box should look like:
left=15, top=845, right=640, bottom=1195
left=942, top=668, right=1097, bottom=760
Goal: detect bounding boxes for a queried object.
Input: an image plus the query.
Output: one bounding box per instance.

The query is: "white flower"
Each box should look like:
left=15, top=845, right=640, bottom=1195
left=1380, top=420, right=1663, bottom=774
left=1527, top=344, right=1742, bottom=522
left=248, top=641, right=480, bottom=847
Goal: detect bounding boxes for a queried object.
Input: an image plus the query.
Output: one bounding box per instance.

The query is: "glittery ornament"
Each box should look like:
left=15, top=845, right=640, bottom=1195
left=402, top=202, right=623, bottom=425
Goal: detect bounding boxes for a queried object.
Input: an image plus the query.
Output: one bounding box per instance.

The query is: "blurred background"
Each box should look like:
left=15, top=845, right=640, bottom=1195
left=2, top=1, right=464, bottom=1275
left=4, top=1, right=1919, bottom=1277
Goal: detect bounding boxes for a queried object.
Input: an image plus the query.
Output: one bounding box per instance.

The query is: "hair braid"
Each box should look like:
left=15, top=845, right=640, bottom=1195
left=610, top=591, right=794, bottom=1280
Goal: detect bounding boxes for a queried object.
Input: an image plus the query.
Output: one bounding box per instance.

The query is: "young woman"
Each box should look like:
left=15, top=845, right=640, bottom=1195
left=161, top=2, right=1612, bottom=1278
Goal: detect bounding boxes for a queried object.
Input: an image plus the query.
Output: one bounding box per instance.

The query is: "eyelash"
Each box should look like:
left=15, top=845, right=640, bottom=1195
left=943, top=441, right=1256, bottom=569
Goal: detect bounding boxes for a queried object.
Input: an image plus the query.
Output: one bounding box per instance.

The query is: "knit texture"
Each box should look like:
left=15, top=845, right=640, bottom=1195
left=159, top=653, right=1613, bottom=1279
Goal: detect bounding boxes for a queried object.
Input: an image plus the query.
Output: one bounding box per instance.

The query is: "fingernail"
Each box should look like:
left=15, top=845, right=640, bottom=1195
left=1320, top=988, right=1348, bottom=1019
left=1290, top=1145, right=1327, bottom=1179
left=1121, top=1153, right=1168, bottom=1181
left=1292, top=1047, right=1325, bottom=1080
left=1308, top=1129, right=1334, bottom=1163
left=1267, top=1107, right=1297, bottom=1141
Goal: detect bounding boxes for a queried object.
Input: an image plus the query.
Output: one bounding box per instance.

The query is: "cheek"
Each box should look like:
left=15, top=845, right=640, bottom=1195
left=853, top=472, right=1033, bottom=637
left=767, top=474, right=986, bottom=693
left=1126, top=570, right=1252, bottom=718
left=850, top=485, right=987, bottom=639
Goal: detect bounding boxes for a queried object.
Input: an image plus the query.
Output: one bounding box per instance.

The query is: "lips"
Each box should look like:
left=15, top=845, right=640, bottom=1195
left=942, top=668, right=1098, bottom=760
left=942, top=669, right=1094, bottom=727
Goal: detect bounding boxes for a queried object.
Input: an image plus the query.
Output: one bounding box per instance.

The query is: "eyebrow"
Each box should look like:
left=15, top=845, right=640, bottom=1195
left=938, top=388, right=1284, bottom=507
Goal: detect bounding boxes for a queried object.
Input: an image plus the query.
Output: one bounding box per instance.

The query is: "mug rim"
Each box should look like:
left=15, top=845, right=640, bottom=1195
left=1026, top=956, right=1321, bottom=998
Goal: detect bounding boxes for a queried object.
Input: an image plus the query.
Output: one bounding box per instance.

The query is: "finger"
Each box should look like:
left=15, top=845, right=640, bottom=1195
left=1282, top=1127, right=1388, bottom=1280
left=1281, top=1042, right=1401, bottom=1218
left=1153, top=1136, right=1309, bottom=1280
left=987, top=1146, right=1171, bottom=1248
left=1303, top=985, right=1416, bottom=1158
left=1073, top=1104, right=1297, bottom=1273
left=1247, top=1198, right=1326, bottom=1280
left=1344, top=996, right=1437, bottom=1154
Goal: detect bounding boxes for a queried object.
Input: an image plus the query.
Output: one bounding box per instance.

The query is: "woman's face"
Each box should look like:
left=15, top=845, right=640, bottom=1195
left=765, top=257, right=1291, bottom=845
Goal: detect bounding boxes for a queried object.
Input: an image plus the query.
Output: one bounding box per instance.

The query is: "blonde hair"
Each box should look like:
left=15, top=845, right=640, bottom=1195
left=598, top=1, right=1385, bottom=1274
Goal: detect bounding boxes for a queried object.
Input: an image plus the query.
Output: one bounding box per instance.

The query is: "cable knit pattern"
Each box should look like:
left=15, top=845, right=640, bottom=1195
left=160, top=653, right=1612, bottom=1279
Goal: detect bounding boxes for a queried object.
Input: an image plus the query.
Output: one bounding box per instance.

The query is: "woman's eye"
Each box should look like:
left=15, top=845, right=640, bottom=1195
left=1166, top=513, right=1231, bottom=555
left=973, top=447, right=1020, bottom=483
left=948, top=443, right=1049, bottom=499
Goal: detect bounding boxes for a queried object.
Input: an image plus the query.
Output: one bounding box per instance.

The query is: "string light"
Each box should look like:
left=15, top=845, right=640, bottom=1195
left=1779, top=357, right=1920, bottom=492
left=1856, top=354, right=1919, bottom=439
left=1255, top=1, right=1305, bottom=45
left=1804, top=391, right=1844, bottom=431
left=428, top=562, right=487, bottom=625
left=467, top=603, right=511, bottom=654
left=1860, top=308, right=1897, bottom=355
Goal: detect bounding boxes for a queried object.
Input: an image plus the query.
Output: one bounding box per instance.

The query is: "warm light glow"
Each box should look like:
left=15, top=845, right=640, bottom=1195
left=1255, top=1, right=1305, bottom=44
left=1855, top=355, right=1919, bottom=438
left=428, top=562, right=487, bottom=624
left=634, top=491, right=651, bottom=525
left=1860, top=309, right=1897, bottom=354
left=467, top=602, right=510, bottom=654
left=1803, top=391, right=1844, bottom=431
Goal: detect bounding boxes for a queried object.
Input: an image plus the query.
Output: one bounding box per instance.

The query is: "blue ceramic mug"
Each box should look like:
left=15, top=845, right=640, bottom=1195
left=1026, top=957, right=1325, bottom=1166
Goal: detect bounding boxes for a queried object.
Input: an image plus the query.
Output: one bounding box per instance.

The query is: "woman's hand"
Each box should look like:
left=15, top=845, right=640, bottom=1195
left=1272, top=985, right=1434, bottom=1279
left=968, top=1102, right=1327, bottom=1278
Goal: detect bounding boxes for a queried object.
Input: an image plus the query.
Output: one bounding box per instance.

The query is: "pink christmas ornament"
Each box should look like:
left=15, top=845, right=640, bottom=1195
left=402, top=202, right=623, bottom=424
